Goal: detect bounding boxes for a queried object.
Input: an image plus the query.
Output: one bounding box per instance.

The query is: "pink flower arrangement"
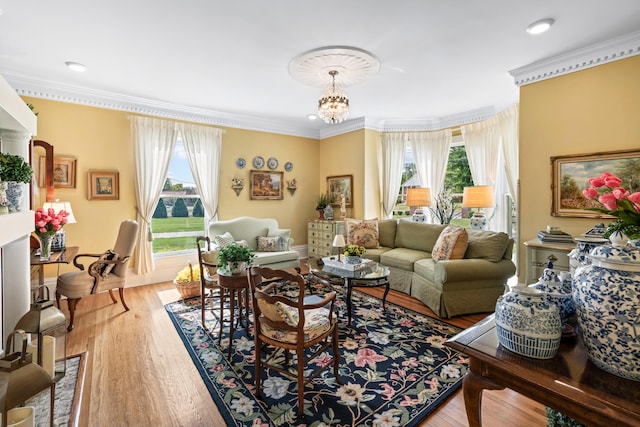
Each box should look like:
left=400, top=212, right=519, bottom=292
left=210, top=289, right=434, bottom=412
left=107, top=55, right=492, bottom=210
left=582, top=172, right=640, bottom=238
left=34, top=207, right=69, bottom=237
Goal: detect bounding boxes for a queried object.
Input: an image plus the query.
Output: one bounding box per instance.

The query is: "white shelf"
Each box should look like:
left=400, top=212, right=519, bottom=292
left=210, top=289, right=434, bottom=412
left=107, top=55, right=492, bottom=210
left=0, top=211, right=33, bottom=247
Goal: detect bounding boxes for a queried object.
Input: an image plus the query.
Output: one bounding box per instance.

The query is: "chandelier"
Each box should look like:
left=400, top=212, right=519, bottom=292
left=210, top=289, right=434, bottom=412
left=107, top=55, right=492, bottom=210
left=318, top=70, right=350, bottom=124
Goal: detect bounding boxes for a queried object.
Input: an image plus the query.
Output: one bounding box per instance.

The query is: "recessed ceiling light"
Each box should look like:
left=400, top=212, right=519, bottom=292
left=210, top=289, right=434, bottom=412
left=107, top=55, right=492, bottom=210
left=307, top=114, right=318, bottom=120
left=526, top=18, right=554, bottom=35
left=65, top=61, right=88, bottom=72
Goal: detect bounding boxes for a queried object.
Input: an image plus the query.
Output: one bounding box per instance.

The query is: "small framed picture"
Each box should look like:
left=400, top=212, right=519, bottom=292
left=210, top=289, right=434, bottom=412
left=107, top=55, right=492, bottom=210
left=327, top=175, right=353, bottom=207
left=87, top=170, right=119, bottom=200
left=250, top=170, right=283, bottom=200
left=40, top=155, right=77, bottom=188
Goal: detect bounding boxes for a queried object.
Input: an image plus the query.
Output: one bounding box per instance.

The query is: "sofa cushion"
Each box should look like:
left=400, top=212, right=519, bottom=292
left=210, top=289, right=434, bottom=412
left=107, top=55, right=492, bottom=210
left=213, top=231, right=235, bottom=248
left=267, top=227, right=292, bottom=250
left=377, top=219, right=397, bottom=248
left=432, top=225, right=468, bottom=261
left=380, top=247, right=430, bottom=271
left=394, top=221, right=445, bottom=252
left=345, top=218, right=379, bottom=248
left=254, top=250, right=299, bottom=266
left=257, top=236, right=283, bottom=252
left=465, top=230, right=510, bottom=262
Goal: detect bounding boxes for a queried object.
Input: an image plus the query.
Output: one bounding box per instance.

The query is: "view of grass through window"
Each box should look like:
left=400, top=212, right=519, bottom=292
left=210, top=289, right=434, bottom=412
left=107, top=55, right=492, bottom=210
left=152, top=141, right=204, bottom=254
left=394, top=145, right=474, bottom=226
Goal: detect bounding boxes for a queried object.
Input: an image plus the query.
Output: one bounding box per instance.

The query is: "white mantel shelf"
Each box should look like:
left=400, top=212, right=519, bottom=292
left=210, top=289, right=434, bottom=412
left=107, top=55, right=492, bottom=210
left=0, top=211, right=33, bottom=247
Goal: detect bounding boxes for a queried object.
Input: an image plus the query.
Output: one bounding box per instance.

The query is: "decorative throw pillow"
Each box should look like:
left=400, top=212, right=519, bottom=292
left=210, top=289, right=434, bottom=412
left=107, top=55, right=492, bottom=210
left=345, top=218, right=379, bottom=249
left=267, top=227, right=292, bottom=250
left=212, top=231, right=235, bottom=248
left=257, top=236, right=283, bottom=252
left=431, top=225, right=469, bottom=261
left=90, top=249, right=120, bottom=278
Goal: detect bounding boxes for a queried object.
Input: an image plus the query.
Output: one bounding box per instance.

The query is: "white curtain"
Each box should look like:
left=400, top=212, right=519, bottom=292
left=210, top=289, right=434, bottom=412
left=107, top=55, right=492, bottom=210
left=462, top=104, right=519, bottom=232
left=378, top=133, right=407, bottom=219
left=499, top=104, right=519, bottom=205
left=180, top=123, right=223, bottom=226
left=409, top=130, right=452, bottom=221
left=130, top=116, right=178, bottom=274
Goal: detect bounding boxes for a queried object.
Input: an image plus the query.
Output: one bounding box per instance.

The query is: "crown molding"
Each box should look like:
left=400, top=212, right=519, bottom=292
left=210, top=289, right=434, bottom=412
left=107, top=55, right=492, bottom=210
left=509, top=30, right=640, bottom=86
left=4, top=72, right=323, bottom=139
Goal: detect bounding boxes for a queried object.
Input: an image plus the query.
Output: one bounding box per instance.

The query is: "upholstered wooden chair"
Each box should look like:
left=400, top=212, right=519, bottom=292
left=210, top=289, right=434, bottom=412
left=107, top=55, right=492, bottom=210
left=247, top=266, right=342, bottom=416
left=196, top=236, right=220, bottom=329
left=55, top=220, right=139, bottom=331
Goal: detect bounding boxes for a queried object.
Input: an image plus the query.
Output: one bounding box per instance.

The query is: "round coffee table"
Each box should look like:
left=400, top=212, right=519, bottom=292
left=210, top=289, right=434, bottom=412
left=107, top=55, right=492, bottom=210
left=307, top=257, right=390, bottom=325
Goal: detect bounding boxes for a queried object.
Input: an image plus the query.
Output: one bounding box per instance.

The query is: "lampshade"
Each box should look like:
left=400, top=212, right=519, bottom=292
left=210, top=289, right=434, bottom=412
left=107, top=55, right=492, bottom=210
left=318, top=70, right=350, bottom=124
left=406, top=188, right=431, bottom=207
left=462, top=186, right=495, bottom=208
left=42, top=201, right=76, bottom=224
left=332, top=234, right=346, bottom=247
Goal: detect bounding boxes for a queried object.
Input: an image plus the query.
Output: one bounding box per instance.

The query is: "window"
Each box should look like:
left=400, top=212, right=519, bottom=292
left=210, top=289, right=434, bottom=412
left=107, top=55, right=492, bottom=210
left=151, top=140, right=204, bottom=255
left=393, top=141, right=473, bottom=225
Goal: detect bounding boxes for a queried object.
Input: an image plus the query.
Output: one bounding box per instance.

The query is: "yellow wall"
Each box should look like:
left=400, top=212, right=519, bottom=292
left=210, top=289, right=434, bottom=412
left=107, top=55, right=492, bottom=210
left=24, top=97, right=320, bottom=279
left=518, top=55, right=640, bottom=281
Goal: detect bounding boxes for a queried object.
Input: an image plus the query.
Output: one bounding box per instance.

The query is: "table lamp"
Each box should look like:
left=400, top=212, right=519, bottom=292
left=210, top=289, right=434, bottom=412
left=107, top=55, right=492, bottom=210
left=462, top=186, right=495, bottom=230
left=42, top=201, right=75, bottom=251
left=332, top=234, right=345, bottom=261
left=406, top=188, right=431, bottom=223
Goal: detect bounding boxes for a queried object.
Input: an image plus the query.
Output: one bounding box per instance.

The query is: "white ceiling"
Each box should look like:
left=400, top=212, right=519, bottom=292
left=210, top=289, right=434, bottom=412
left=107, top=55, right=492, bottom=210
left=1, top=1, right=639, bottom=138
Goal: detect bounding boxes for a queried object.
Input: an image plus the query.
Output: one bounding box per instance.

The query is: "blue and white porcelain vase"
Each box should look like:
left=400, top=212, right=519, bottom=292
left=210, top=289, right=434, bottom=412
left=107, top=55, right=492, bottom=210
left=323, top=204, right=334, bottom=221
left=5, top=181, right=23, bottom=212
left=573, top=235, right=640, bottom=381
left=495, top=285, right=562, bottom=359
left=344, top=256, right=361, bottom=265
left=529, top=268, right=575, bottom=328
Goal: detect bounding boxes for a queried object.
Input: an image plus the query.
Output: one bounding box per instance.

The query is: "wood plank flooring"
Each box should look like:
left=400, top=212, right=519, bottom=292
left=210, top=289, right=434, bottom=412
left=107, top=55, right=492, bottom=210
left=65, top=264, right=548, bottom=426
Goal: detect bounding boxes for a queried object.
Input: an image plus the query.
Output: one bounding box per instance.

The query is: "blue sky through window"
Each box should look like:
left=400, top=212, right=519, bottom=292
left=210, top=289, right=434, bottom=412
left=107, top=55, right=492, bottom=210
left=167, top=141, right=196, bottom=188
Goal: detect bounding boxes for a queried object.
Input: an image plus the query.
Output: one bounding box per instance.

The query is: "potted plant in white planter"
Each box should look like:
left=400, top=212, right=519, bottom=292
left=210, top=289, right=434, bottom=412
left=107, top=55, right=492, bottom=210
left=217, top=243, right=255, bottom=276
left=0, top=153, right=33, bottom=212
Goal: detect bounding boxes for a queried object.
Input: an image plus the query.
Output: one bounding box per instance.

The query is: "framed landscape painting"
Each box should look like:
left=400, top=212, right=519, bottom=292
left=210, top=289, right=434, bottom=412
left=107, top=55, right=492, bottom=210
left=88, top=170, right=120, bottom=200
left=250, top=170, right=283, bottom=200
left=551, top=149, right=640, bottom=218
left=327, top=175, right=353, bottom=207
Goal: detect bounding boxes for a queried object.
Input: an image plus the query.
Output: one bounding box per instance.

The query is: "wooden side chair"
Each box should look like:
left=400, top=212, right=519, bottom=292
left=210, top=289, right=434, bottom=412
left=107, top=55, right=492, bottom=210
left=196, top=236, right=220, bottom=329
left=247, top=266, right=342, bottom=416
left=55, top=220, right=139, bottom=331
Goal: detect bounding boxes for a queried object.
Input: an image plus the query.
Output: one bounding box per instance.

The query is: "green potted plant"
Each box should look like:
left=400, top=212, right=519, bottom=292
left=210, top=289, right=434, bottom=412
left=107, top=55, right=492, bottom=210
left=217, top=243, right=255, bottom=276
left=0, top=153, right=33, bottom=183
left=316, top=193, right=330, bottom=219
left=0, top=153, right=33, bottom=212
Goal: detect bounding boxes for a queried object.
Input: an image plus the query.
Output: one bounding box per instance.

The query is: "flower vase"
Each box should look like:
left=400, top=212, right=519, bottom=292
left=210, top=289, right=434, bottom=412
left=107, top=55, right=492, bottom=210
left=345, top=256, right=361, bottom=265
left=0, top=181, right=8, bottom=215
left=6, top=181, right=23, bottom=212
left=39, top=234, right=53, bottom=261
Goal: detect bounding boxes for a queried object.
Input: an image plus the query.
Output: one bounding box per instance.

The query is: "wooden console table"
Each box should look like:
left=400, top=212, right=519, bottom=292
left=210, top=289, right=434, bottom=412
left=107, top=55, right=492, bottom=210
left=445, top=315, right=640, bottom=427
left=30, top=246, right=78, bottom=289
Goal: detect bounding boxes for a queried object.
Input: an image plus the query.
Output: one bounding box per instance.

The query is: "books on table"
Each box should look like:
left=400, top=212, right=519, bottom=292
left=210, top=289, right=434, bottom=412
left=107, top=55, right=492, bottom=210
left=536, top=230, right=574, bottom=243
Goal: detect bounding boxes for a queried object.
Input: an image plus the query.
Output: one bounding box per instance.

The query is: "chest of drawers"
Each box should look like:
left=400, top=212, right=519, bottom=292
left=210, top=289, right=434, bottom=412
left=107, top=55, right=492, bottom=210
left=523, top=239, right=576, bottom=284
left=308, top=220, right=345, bottom=258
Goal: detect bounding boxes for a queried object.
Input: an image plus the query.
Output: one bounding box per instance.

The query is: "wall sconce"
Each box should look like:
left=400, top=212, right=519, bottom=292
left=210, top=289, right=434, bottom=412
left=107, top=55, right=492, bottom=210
left=287, top=178, right=297, bottom=196
left=231, top=178, right=244, bottom=196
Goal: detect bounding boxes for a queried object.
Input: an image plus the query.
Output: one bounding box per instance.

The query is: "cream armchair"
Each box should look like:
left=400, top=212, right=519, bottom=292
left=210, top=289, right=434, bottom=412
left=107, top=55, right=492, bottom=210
left=56, top=220, right=138, bottom=331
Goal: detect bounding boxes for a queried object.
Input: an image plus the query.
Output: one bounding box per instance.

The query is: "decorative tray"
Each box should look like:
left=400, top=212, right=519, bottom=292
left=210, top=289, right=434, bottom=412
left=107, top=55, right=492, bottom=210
left=321, top=256, right=373, bottom=272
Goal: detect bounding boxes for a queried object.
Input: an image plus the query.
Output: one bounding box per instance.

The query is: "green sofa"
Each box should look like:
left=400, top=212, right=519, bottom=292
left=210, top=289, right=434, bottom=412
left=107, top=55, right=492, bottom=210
left=362, top=220, right=516, bottom=318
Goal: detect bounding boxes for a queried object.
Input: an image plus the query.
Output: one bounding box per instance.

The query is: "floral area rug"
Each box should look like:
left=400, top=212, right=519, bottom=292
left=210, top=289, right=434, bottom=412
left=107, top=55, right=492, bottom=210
left=165, top=281, right=468, bottom=426
left=28, top=352, right=86, bottom=427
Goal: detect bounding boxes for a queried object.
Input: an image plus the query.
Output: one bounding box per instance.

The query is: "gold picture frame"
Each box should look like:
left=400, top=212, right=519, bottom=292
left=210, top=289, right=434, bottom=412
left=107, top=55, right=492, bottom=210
left=551, top=149, right=640, bottom=218
left=327, top=175, right=353, bottom=207
left=249, top=170, right=283, bottom=200
left=39, top=155, right=77, bottom=188
left=87, top=170, right=119, bottom=200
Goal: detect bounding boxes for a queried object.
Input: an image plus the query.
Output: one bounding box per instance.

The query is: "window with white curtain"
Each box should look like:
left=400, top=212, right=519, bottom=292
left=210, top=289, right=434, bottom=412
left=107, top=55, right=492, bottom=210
left=151, top=139, right=204, bottom=255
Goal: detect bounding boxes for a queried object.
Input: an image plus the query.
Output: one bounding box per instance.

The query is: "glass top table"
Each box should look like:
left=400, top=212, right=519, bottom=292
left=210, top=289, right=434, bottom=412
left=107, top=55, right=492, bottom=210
left=307, top=257, right=391, bottom=324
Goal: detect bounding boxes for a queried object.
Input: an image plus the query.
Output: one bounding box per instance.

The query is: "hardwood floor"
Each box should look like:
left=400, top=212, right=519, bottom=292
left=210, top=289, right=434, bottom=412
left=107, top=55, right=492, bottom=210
left=65, top=265, right=548, bottom=426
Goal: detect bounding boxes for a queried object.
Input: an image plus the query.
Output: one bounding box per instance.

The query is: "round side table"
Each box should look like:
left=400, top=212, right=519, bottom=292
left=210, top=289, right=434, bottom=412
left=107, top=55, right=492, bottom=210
left=217, top=270, right=260, bottom=359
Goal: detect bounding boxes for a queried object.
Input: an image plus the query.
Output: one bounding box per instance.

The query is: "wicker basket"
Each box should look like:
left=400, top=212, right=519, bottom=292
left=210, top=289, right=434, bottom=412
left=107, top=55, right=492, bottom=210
left=174, top=263, right=201, bottom=299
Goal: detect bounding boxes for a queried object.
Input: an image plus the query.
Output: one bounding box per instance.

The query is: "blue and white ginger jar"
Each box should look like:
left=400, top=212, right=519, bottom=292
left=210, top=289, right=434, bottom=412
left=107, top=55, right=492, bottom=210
left=495, top=285, right=562, bottom=359
left=573, top=235, right=640, bottom=381
left=529, top=268, right=575, bottom=323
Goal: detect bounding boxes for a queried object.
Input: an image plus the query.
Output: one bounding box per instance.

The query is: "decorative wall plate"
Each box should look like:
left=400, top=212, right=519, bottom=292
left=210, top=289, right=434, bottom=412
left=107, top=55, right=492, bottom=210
left=236, top=158, right=246, bottom=169
left=284, top=161, right=293, bottom=172
left=267, top=157, right=278, bottom=170
left=253, top=156, right=265, bottom=169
